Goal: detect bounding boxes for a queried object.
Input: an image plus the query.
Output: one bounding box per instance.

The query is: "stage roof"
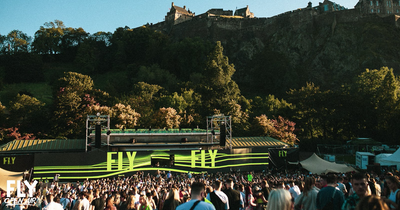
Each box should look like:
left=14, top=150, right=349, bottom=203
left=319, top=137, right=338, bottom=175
left=231, top=137, right=288, bottom=148
left=0, top=139, right=85, bottom=153
left=0, top=136, right=287, bottom=152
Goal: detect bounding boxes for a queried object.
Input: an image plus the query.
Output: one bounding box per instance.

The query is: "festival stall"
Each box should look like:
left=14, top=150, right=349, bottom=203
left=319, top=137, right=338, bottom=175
left=300, top=153, right=356, bottom=174
left=377, top=148, right=400, bottom=170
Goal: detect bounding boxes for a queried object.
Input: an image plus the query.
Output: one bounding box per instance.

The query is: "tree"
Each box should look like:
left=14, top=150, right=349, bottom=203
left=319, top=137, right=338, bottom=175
left=7, top=94, right=45, bottom=128
left=110, top=103, right=141, bottom=129
left=151, top=107, right=181, bottom=129
left=162, top=37, right=213, bottom=81
left=250, top=95, right=293, bottom=118
left=119, top=82, right=163, bottom=128
left=286, top=82, right=325, bottom=140
left=199, top=41, right=242, bottom=116
left=349, top=67, right=400, bottom=142
left=252, top=115, right=298, bottom=146
left=159, top=89, right=202, bottom=128
left=51, top=72, right=104, bottom=138
left=0, top=34, right=6, bottom=54
left=134, top=64, right=179, bottom=91
left=32, top=20, right=65, bottom=54
left=59, top=27, right=88, bottom=61
left=75, top=32, right=112, bottom=74
left=5, top=30, right=31, bottom=54
left=0, top=102, right=6, bottom=126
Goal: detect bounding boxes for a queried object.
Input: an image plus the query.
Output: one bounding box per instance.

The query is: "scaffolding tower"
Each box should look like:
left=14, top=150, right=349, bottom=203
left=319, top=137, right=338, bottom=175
left=85, top=113, right=110, bottom=152
left=206, top=114, right=232, bottom=149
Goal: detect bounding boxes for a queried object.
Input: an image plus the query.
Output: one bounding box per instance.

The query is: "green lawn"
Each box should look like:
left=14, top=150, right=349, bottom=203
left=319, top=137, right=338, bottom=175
left=0, top=83, right=53, bottom=105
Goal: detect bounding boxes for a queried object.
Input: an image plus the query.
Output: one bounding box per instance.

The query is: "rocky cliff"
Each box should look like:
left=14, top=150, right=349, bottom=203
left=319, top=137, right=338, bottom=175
left=151, top=9, right=400, bottom=97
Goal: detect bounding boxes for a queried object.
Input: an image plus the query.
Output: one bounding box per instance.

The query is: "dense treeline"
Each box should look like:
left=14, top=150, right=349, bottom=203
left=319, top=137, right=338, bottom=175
left=0, top=20, right=399, bottom=150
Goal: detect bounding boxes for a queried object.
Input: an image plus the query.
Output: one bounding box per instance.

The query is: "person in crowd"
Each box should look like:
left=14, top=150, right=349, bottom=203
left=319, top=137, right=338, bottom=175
left=138, top=193, right=152, bottom=210
left=236, top=184, right=246, bottom=210
left=337, top=177, right=348, bottom=196
left=343, top=176, right=353, bottom=198
left=223, top=178, right=244, bottom=210
left=43, top=194, right=64, bottom=210
left=294, top=177, right=318, bottom=210
left=91, top=189, right=105, bottom=210
left=162, top=187, right=181, bottom=210
left=244, top=185, right=257, bottom=210
left=120, top=194, right=136, bottom=210
left=342, top=173, right=370, bottom=210
left=114, top=193, right=122, bottom=210
left=355, top=195, right=389, bottom=210
left=105, top=197, right=117, bottom=210
left=176, top=182, right=215, bottom=210
left=207, top=180, right=229, bottom=210
left=260, top=180, right=270, bottom=205
left=266, top=189, right=293, bottom=210
left=316, top=174, right=345, bottom=210
left=60, top=192, right=71, bottom=210
left=383, top=175, right=400, bottom=210
left=289, top=181, right=301, bottom=200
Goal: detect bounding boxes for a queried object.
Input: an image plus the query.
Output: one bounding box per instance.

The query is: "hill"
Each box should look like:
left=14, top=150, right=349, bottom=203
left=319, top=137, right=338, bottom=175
left=150, top=8, right=400, bottom=97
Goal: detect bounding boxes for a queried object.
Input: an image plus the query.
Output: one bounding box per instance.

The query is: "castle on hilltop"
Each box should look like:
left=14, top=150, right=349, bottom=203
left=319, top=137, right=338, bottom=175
left=146, top=1, right=400, bottom=34
left=161, top=0, right=399, bottom=26
left=165, top=2, right=254, bottom=26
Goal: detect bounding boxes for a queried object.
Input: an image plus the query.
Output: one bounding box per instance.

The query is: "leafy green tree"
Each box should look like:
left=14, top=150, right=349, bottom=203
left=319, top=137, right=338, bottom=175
left=286, top=82, right=325, bottom=140
left=199, top=41, right=241, bottom=115
left=32, top=20, right=65, bottom=54
left=7, top=94, right=45, bottom=127
left=0, top=34, right=6, bottom=54
left=349, top=67, right=400, bottom=142
left=159, top=89, right=202, bottom=128
left=119, top=82, right=163, bottom=128
left=162, top=37, right=213, bottom=81
left=5, top=30, right=31, bottom=54
left=59, top=27, right=88, bottom=61
left=110, top=26, right=169, bottom=69
left=151, top=107, right=181, bottom=129
left=75, top=31, right=112, bottom=74
left=51, top=72, right=111, bottom=138
left=250, top=95, right=293, bottom=118
left=134, top=64, right=179, bottom=91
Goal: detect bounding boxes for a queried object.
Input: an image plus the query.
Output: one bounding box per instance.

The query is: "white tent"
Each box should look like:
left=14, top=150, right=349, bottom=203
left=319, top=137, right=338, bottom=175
left=300, top=153, right=357, bottom=174
left=375, top=153, right=392, bottom=165
left=379, top=148, right=400, bottom=170
left=0, top=167, right=23, bottom=191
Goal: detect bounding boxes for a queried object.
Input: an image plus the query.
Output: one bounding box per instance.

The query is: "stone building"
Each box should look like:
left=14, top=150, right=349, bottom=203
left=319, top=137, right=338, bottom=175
left=234, top=5, right=254, bottom=18
left=165, top=2, right=195, bottom=25
left=355, top=0, right=400, bottom=15
left=317, top=0, right=347, bottom=13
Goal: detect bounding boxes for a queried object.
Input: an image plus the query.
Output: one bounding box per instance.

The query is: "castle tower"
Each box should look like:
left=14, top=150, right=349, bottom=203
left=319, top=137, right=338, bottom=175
left=165, top=2, right=195, bottom=25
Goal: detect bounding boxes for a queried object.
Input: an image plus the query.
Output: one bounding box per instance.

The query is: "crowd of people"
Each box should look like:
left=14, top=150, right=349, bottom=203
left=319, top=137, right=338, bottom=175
left=1, top=169, right=400, bottom=210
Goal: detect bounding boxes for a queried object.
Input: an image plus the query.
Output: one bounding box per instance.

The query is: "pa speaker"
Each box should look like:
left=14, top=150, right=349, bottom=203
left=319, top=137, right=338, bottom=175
left=220, top=123, right=226, bottom=146
left=95, top=124, right=101, bottom=148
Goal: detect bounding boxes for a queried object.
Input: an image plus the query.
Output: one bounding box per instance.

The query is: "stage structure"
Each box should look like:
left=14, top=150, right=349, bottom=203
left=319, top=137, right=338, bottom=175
left=86, top=113, right=110, bottom=152
left=207, top=114, right=232, bottom=149
left=0, top=114, right=295, bottom=181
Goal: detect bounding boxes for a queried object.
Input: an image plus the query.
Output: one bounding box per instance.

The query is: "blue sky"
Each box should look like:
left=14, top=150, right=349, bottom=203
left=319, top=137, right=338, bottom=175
left=0, top=0, right=359, bottom=38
